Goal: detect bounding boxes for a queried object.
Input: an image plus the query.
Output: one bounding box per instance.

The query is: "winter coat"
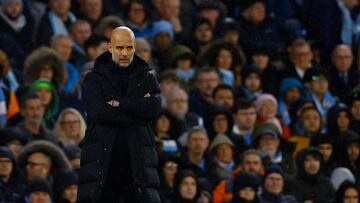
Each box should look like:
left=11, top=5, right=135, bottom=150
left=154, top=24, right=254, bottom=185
left=16, top=140, right=72, bottom=184
left=78, top=52, right=161, bottom=203
left=285, top=147, right=335, bottom=203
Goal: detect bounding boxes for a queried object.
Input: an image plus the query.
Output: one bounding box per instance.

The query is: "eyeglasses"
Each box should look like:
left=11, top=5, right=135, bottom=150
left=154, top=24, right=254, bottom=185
left=26, top=161, right=47, bottom=167
left=61, top=120, right=80, bottom=126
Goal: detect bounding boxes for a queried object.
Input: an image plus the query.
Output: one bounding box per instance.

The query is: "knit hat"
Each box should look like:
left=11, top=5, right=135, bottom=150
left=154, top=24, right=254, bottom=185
left=135, top=38, right=151, bottom=52
left=209, top=134, right=235, bottom=151
left=233, top=172, right=260, bottom=192
left=54, top=170, right=78, bottom=194
left=310, top=134, right=333, bottom=147
left=239, top=0, right=264, bottom=12
left=254, top=94, right=278, bottom=113
left=63, top=144, right=81, bottom=161
left=279, top=77, right=304, bottom=98
left=253, top=122, right=280, bottom=139
left=26, top=178, right=52, bottom=196
left=1, top=0, right=22, bottom=9
left=0, top=128, right=27, bottom=146
left=0, top=146, right=15, bottom=161
left=152, top=20, right=174, bottom=40
left=264, top=164, right=284, bottom=180
left=343, top=130, right=360, bottom=146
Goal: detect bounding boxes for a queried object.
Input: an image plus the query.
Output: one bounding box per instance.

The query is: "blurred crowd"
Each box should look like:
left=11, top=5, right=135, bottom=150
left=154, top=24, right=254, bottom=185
left=0, top=0, right=360, bottom=202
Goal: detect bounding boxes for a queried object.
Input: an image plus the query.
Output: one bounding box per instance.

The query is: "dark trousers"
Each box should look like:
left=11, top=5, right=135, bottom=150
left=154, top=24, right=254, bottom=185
left=98, top=153, right=139, bottom=203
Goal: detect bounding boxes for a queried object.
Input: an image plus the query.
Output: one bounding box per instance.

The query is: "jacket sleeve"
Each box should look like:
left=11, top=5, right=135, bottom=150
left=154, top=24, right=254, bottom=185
left=118, top=73, right=161, bottom=121
left=82, top=72, right=134, bottom=126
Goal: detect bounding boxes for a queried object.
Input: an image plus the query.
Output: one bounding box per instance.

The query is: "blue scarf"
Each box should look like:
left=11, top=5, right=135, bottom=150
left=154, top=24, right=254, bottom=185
left=175, top=67, right=195, bottom=82
left=48, top=11, right=76, bottom=36
left=218, top=68, right=234, bottom=86
left=310, top=91, right=336, bottom=119
left=337, top=0, right=354, bottom=46
left=278, top=100, right=291, bottom=125
left=62, top=62, right=80, bottom=94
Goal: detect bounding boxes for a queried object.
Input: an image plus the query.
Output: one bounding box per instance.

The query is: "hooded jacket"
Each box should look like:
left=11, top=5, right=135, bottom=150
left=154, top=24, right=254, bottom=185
left=167, top=170, right=200, bottom=203
left=285, top=147, right=335, bottom=203
left=334, top=180, right=360, bottom=203
left=204, top=105, right=234, bottom=141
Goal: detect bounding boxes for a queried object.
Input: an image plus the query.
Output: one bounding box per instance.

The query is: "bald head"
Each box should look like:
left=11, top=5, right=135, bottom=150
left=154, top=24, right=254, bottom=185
left=109, top=26, right=136, bottom=67
left=331, top=44, right=353, bottom=72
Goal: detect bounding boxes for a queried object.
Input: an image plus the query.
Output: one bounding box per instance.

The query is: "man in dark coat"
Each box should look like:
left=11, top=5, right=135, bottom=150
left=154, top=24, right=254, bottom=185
left=78, top=27, right=162, bottom=203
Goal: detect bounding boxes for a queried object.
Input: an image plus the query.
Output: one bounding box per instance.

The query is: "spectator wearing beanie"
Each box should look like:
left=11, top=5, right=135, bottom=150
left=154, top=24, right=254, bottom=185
left=54, top=170, right=78, bottom=203
left=0, top=128, right=27, bottom=157
left=285, top=147, right=335, bottom=203
left=0, top=147, right=26, bottom=203
left=310, top=134, right=337, bottom=177
left=62, top=144, right=81, bottom=171
left=232, top=172, right=260, bottom=203
left=254, top=94, right=291, bottom=140
left=19, top=178, right=54, bottom=203
left=209, top=134, right=236, bottom=179
left=259, top=164, right=297, bottom=203
left=330, top=167, right=356, bottom=191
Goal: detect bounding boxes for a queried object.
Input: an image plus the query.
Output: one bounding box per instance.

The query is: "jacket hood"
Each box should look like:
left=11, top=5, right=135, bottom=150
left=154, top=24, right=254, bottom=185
left=93, top=51, right=151, bottom=77
left=279, top=77, right=304, bottom=100
left=24, top=47, right=67, bottom=91
left=172, top=170, right=200, bottom=203
left=327, top=105, right=352, bottom=137
left=204, top=105, right=234, bottom=141
left=334, top=180, right=359, bottom=203
left=17, top=140, right=72, bottom=175
left=296, top=147, right=323, bottom=181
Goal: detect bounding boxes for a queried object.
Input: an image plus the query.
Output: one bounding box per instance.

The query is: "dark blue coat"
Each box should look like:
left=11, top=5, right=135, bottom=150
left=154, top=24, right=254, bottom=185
left=78, top=52, right=162, bottom=203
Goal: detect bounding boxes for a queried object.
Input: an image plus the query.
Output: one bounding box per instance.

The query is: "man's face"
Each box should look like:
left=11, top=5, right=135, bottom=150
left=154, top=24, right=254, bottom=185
left=21, top=99, right=45, bottom=126
left=0, top=157, right=13, bottom=180
left=347, top=142, right=360, bottom=162
left=252, top=54, right=269, bottom=71
left=234, top=108, right=257, bottom=131
left=289, top=45, right=313, bottom=69
left=352, top=100, right=360, bottom=120
left=166, top=90, right=188, bottom=119
left=179, top=176, right=197, bottom=200
left=344, top=187, right=359, bottom=203
left=161, top=0, right=180, bottom=19
left=244, top=2, right=266, bottom=24
left=187, top=132, right=209, bottom=155
left=196, top=71, right=220, bottom=97
left=109, top=31, right=135, bottom=67
left=264, top=173, right=283, bottom=195
left=331, top=46, right=353, bottom=73
left=194, top=24, right=213, bottom=44
left=215, top=144, right=233, bottom=164
left=4, top=1, right=23, bottom=20
left=154, top=32, right=172, bottom=51
left=308, top=77, right=329, bottom=95
left=128, top=2, right=146, bottom=25
left=26, top=152, right=51, bottom=180
left=52, top=37, right=73, bottom=61
left=303, top=154, right=321, bottom=175
left=71, top=22, right=92, bottom=46
left=338, top=111, right=350, bottom=131
left=241, top=154, right=262, bottom=174
left=62, top=185, right=78, bottom=203
left=6, top=140, right=23, bottom=156
left=239, top=187, right=256, bottom=201
left=317, top=143, right=333, bottom=162
left=213, top=89, right=234, bottom=110
left=49, top=0, right=71, bottom=17
left=213, top=114, right=229, bottom=135
left=29, top=191, right=51, bottom=203
left=258, top=134, right=280, bottom=157
left=80, top=0, right=102, bottom=21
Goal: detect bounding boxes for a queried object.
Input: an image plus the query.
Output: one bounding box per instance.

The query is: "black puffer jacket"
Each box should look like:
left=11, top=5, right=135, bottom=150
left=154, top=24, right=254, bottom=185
left=78, top=51, right=161, bottom=203
left=285, top=147, right=335, bottom=203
